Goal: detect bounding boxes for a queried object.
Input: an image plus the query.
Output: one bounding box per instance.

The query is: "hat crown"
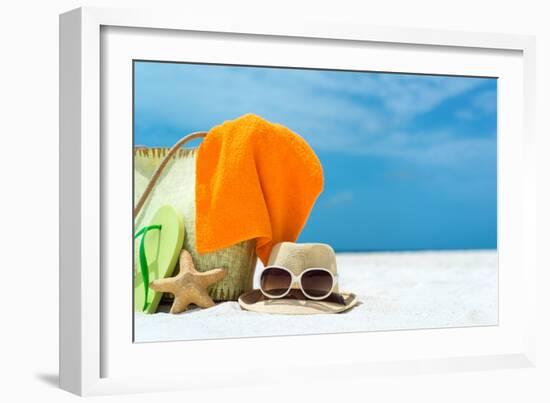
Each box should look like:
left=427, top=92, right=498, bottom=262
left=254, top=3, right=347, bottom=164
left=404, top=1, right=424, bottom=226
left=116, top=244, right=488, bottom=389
left=267, top=242, right=337, bottom=276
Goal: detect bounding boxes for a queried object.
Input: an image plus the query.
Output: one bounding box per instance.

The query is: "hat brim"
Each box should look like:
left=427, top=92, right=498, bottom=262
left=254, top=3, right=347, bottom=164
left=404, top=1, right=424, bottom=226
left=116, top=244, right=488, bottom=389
left=238, top=289, right=359, bottom=315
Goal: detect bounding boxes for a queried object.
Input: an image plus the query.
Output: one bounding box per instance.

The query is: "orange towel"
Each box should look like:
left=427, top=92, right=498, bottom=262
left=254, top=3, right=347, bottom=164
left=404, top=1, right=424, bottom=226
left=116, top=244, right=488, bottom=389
left=195, top=114, right=324, bottom=265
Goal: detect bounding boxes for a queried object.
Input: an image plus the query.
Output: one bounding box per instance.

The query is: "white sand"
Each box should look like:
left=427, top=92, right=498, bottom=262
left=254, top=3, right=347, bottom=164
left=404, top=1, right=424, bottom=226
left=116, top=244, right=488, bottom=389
left=134, top=250, right=497, bottom=342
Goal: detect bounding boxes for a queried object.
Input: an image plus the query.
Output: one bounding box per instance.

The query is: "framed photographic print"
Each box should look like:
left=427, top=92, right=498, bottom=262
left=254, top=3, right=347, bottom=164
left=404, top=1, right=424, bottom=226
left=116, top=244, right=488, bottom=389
left=59, top=6, right=537, bottom=396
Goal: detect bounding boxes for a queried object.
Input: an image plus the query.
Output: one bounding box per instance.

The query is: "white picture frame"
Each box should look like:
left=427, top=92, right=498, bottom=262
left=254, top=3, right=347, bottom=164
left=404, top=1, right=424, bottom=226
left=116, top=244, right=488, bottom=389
left=59, top=6, right=537, bottom=396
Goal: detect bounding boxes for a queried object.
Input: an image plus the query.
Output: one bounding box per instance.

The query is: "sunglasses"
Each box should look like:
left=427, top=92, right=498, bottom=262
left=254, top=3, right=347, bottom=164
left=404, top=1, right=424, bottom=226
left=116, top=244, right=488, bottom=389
left=259, top=266, right=336, bottom=300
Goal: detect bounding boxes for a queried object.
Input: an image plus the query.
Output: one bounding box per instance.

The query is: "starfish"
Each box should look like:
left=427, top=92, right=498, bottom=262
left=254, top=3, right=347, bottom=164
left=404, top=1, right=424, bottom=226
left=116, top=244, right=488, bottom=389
left=149, top=249, right=227, bottom=314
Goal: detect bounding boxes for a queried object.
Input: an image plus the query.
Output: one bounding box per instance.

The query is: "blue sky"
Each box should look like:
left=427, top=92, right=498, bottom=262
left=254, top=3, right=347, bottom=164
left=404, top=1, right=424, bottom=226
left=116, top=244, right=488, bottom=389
left=134, top=61, right=497, bottom=251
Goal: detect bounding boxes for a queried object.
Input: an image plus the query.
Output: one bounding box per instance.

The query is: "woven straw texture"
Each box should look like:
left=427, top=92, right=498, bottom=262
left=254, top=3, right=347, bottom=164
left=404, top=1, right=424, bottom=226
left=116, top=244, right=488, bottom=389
left=134, top=147, right=257, bottom=301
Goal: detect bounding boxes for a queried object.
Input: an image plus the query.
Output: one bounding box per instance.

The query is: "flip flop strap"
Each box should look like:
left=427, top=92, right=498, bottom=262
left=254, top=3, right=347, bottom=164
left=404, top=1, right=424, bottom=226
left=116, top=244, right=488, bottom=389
left=134, top=224, right=162, bottom=311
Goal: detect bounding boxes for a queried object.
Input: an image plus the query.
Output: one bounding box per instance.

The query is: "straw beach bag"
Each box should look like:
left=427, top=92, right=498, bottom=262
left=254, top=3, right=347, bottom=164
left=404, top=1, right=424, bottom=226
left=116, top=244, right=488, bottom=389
left=134, top=132, right=257, bottom=301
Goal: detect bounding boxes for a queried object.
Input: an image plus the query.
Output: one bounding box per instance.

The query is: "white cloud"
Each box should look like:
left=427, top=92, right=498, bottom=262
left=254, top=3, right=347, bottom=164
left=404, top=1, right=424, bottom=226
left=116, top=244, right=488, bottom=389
left=473, top=89, right=498, bottom=113
left=454, top=89, right=497, bottom=121
left=135, top=63, right=495, bottom=165
left=322, top=191, right=355, bottom=207
left=455, top=109, right=475, bottom=121
left=321, top=129, right=496, bottom=167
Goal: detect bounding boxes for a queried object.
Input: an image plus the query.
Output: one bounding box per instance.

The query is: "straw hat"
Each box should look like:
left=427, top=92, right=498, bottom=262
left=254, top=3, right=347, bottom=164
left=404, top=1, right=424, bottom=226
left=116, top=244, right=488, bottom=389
left=238, top=242, right=358, bottom=314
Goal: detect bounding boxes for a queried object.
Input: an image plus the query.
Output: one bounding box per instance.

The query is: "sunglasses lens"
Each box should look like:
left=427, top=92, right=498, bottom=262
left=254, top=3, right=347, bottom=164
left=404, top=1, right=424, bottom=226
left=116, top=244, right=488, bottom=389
left=301, top=270, right=333, bottom=298
left=260, top=267, right=292, bottom=297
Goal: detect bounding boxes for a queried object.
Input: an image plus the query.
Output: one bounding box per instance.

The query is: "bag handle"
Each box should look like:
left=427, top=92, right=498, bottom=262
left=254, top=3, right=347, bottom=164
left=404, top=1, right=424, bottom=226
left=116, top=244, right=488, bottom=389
left=134, top=131, right=207, bottom=218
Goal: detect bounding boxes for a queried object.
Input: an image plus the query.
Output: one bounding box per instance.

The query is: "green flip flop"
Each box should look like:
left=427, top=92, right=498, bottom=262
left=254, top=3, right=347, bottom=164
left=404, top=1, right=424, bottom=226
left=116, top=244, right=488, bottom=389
left=134, top=205, right=185, bottom=313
